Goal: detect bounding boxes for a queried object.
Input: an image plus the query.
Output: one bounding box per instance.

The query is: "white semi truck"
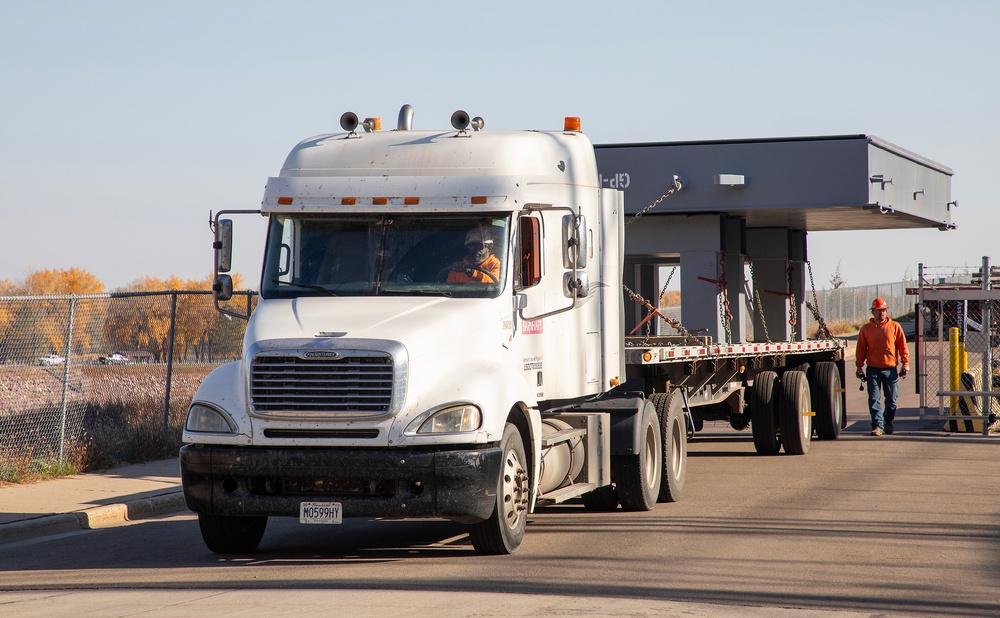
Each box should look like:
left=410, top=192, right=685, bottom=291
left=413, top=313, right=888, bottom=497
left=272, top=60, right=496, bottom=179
left=180, top=106, right=847, bottom=555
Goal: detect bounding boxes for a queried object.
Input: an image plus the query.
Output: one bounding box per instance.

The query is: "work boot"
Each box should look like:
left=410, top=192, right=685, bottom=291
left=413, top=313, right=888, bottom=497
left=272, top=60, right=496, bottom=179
left=870, top=428, right=883, bottom=436
left=885, top=423, right=894, bottom=435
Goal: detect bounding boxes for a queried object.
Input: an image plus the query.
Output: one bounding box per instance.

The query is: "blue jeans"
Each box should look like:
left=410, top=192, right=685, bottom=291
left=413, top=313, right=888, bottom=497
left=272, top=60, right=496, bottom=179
left=866, top=366, right=899, bottom=430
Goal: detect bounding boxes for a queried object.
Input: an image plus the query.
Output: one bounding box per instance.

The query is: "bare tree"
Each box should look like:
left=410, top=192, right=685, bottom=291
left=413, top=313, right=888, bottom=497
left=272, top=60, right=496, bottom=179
left=829, top=261, right=847, bottom=290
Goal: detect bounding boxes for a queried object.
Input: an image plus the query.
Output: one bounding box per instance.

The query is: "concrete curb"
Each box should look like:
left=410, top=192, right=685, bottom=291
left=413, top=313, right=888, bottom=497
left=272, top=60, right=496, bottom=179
left=0, top=491, right=186, bottom=545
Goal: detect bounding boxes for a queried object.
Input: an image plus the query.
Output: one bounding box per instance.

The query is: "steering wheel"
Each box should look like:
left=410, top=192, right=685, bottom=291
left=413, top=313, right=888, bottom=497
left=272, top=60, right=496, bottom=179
left=436, top=263, right=498, bottom=283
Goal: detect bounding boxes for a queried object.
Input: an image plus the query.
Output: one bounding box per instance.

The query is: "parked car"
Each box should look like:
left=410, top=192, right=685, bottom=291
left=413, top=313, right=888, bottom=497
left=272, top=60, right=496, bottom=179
left=37, top=354, right=66, bottom=366
left=99, top=353, right=130, bottom=365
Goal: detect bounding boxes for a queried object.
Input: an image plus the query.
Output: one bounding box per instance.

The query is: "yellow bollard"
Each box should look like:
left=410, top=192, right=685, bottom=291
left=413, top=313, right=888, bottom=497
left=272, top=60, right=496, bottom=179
left=950, top=327, right=960, bottom=413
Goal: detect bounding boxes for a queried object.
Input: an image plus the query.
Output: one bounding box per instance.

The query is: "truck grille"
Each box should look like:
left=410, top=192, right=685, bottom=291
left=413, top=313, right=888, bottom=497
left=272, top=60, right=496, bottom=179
left=250, top=353, right=394, bottom=415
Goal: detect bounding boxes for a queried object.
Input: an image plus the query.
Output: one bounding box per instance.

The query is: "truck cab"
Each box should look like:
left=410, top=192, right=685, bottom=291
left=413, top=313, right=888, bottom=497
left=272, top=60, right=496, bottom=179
left=179, top=109, right=662, bottom=555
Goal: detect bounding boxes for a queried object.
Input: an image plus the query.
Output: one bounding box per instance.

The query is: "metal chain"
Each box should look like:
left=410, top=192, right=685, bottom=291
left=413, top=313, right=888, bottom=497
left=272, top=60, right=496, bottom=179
left=625, top=177, right=683, bottom=227
left=748, top=258, right=771, bottom=343
left=719, top=251, right=733, bottom=344
left=647, top=266, right=679, bottom=342
left=622, top=284, right=690, bottom=343
left=786, top=262, right=797, bottom=342
left=805, top=260, right=832, bottom=339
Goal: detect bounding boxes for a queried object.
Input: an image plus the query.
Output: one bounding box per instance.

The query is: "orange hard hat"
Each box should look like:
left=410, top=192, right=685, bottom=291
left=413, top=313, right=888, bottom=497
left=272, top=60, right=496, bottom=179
left=871, top=298, right=888, bottom=310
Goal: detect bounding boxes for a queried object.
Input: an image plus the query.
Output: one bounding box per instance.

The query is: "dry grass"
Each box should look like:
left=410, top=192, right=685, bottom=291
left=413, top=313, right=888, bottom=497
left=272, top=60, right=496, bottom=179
left=809, top=319, right=864, bottom=338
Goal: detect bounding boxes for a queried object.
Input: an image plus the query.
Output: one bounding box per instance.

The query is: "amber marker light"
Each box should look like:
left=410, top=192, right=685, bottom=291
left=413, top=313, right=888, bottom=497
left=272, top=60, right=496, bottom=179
left=341, top=197, right=357, bottom=205
left=564, top=117, right=581, bottom=132
left=277, top=197, right=293, bottom=205
left=642, top=352, right=652, bottom=362
left=404, top=197, right=420, bottom=205
left=471, top=196, right=487, bottom=205
left=373, top=197, right=388, bottom=205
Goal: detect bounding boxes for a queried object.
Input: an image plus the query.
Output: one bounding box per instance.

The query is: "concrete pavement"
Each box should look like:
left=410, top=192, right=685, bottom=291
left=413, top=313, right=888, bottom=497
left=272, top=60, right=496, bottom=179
left=0, top=457, right=184, bottom=544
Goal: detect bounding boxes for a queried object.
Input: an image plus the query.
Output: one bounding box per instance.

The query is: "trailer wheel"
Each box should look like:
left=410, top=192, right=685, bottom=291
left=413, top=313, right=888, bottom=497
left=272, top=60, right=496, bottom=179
left=616, top=402, right=663, bottom=511
left=812, top=361, right=842, bottom=440
left=581, top=485, right=619, bottom=511
left=469, top=423, right=529, bottom=554
left=651, top=392, right=687, bottom=503
left=779, top=369, right=812, bottom=455
left=751, top=370, right=781, bottom=455
left=198, top=513, right=267, bottom=554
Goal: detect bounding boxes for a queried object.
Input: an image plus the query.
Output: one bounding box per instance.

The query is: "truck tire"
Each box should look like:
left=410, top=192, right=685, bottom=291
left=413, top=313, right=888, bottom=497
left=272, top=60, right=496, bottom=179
left=812, top=361, right=842, bottom=440
left=469, top=423, right=529, bottom=554
left=198, top=513, right=267, bottom=554
left=581, top=485, right=619, bottom=511
left=779, top=369, right=812, bottom=455
left=616, top=403, right=663, bottom=511
left=751, top=370, right=781, bottom=455
left=651, top=391, right=686, bottom=503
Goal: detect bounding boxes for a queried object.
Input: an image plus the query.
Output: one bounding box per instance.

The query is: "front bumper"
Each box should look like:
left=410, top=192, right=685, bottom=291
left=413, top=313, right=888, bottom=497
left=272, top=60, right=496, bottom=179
left=179, top=444, right=501, bottom=524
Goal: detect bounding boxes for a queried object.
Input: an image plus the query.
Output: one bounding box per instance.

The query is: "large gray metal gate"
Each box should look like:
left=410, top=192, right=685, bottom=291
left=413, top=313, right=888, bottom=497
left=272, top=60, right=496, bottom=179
left=916, top=258, right=1000, bottom=435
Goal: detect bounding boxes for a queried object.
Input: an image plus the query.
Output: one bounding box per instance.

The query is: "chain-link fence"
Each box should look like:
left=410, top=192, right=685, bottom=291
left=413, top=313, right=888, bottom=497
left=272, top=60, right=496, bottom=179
left=803, top=281, right=919, bottom=328
left=0, top=291, right=255, bottom=480
left=914, top=262, right=1000, bottom=433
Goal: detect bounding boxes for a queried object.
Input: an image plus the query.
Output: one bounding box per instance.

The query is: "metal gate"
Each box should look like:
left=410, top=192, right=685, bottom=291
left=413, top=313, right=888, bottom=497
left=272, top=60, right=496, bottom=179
left=916, top=258, right=1000, bottom=435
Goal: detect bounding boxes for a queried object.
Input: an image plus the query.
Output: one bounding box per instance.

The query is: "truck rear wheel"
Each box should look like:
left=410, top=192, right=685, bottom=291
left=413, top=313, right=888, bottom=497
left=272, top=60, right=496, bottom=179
left=616, top=402, right=663, bottom=511
left=812, top=361, right=843, bottom=440
left=651, top=391, right=686, bottom=503
left=779, top=369, right=812, bottom=455
left=751, top=370, right=781, bottom=455
left=469, top=423, right=529, bottom=554
left=198, top=513, right=267, bottom=554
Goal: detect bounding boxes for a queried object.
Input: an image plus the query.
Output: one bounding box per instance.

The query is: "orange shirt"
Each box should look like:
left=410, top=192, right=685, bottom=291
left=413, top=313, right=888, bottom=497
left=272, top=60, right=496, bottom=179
left=855, top=318, right=909, bottom=370
left=446, top=254, right=501, bottom=283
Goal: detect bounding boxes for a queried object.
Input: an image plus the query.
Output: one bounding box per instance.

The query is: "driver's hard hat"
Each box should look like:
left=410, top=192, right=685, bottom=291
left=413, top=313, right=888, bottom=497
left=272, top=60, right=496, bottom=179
left=465, top=229, right=492, bottom=245
left=871, top=297, right=888, bottom=310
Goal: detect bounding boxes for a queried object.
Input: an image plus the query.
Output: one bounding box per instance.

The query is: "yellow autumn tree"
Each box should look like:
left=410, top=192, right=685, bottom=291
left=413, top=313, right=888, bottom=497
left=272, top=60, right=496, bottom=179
left=21, top=268, right=106, bottom=357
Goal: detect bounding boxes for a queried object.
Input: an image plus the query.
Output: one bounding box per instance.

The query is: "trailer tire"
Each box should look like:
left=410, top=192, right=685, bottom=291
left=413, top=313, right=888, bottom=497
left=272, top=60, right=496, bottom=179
left=651, top=392, right=687, bottom=503
left=616, top=403, right=663, bottom=511
left=779, top=369, right=812, bottom=455
left=581, top=485, right=619, bottom=511
left=198, top=513, right=267, bottom=554
left=812, top=361, right=842, bottom=440
left=469, top=423, right=529, bottom=554
left=751, top=370, right=781, bottom=455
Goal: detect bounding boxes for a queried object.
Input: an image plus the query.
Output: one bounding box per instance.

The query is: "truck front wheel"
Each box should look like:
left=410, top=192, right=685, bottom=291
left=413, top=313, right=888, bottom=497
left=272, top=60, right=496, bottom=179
left=469, top=423, right=529, bottom=554
left=198, top=512, right=267, bottom=554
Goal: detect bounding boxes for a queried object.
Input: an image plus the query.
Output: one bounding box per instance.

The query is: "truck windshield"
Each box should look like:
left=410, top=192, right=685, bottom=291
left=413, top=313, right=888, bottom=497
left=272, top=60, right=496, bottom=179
left=261, top=214, right=509, bottom=299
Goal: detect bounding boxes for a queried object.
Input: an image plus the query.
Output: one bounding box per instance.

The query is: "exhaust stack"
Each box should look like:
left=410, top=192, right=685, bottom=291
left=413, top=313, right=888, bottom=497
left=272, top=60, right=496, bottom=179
left=397, top=104, right=414, bottom=131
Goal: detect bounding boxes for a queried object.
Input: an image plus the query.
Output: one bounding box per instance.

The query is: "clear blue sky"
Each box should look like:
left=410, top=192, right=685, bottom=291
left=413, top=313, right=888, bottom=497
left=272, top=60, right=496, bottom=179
left=2, top=1, right=996, bottom=290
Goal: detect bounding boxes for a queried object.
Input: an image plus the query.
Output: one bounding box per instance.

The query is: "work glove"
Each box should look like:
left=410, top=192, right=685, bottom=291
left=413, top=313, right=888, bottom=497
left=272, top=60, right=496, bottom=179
left=900, top=367, right=909, bottom=378
left=855, top=369, right=865, bottom=381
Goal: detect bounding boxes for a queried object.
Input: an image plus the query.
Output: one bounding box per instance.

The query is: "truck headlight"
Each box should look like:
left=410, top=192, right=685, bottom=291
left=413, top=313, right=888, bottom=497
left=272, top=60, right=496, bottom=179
left=407, top=404, right=482, bottom=435
left=185, top=403, right=236, bottom=434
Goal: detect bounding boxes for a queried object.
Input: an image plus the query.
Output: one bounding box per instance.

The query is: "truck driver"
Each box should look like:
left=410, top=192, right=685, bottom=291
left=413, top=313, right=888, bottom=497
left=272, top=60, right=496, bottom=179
left=445, top=228, right=501, bottom=283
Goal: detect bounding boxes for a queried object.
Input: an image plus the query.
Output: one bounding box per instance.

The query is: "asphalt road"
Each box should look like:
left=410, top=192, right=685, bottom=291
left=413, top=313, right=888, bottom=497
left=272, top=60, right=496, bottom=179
left=1, top=375, right=998, bottom=617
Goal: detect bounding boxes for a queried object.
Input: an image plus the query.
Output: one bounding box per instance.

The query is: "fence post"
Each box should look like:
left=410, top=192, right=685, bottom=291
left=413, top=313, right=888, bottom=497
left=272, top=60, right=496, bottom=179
left=981, top=256, right=992, bottom=436
left=164, top=292, right=178, bottom=428
left=58, top=296, right=76, bottom=463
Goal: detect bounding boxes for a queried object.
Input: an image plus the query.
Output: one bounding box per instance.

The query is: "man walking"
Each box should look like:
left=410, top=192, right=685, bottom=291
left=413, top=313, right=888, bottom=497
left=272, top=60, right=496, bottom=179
left=856, top=298, right=910, bottom=436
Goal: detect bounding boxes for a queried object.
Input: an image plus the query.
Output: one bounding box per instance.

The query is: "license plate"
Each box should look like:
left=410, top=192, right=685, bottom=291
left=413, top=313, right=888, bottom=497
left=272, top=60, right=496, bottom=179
left=299, top=501, right=343, bottom=524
